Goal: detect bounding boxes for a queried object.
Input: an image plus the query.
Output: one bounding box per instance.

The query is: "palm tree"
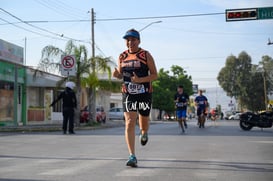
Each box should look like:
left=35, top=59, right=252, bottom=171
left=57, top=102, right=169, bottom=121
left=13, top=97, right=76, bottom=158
left=81, top=56, right=115, bottom=123
left=37, top=40, right=121, bottom=124
left=36, top=40, right=90, bottom=125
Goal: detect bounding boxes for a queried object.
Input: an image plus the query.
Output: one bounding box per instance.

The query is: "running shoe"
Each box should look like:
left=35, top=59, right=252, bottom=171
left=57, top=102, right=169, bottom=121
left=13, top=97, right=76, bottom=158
left=184, top=122, right=188, bottom=129
left=140, top=132, right=148, bottom=146
left=126, top=154, right=138, bottom=167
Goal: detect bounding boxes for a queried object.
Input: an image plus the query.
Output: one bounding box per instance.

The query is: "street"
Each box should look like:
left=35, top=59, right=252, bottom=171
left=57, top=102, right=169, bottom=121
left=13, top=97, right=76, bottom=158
left=0, top=119, right=273, bottom=181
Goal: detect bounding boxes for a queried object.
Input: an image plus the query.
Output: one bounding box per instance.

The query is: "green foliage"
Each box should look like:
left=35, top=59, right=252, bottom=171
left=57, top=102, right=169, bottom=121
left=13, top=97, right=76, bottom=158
left=218, top=51, right=273, bottom=111
left=259, top=55, right=273, bottom=91
left=37, top=40, right=115, bottom=123
left=152, top=65, right=193, bottom=117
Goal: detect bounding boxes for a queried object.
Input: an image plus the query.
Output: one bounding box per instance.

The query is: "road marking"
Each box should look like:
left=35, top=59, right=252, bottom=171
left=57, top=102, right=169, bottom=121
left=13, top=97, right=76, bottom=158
left=39, top=160, right=111, bottom=176
left=116, top=168, right=156, bottom=177
left=250, top=141, right=273, bottom=144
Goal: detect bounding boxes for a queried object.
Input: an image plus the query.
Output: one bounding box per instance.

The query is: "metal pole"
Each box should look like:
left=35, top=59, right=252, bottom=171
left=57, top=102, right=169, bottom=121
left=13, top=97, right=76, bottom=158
left=91, top=8, right=95, bottom=58
left=24, top=37, right=27, bottom=65
left=90, top=8, right=96, bottom=122
left=139, top=21, right=162, bottom=32
left=263, top=71, right=268, bottom=110
left=14, top=65, right=18, bottom=126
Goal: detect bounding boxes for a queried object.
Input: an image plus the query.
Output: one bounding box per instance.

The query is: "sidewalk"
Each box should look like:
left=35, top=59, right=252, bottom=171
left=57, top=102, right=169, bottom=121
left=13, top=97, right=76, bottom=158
left=0, top=120, right=125, bottom=133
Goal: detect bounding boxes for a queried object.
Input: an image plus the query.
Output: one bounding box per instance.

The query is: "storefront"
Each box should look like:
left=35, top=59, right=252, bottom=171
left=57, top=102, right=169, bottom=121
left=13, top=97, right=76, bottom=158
left=0, top=39, right=26, bottom=126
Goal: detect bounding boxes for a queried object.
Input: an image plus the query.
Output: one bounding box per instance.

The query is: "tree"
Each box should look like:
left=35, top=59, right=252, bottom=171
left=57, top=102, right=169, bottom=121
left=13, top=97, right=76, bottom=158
left=152, top=65, right=193, bottom=119
left=240, top=65, right=264, bottom=111
left=36, top=40, right=114, bottom=124
left=217, top=51, right=252, bottom=98
left=218, top=51, right=273, bottom=111
left=37, top=40, right=90, bottom=125
left=217, top=51, right=252, bottom=109
left=258, top=55, right=273, bottom=110
left=81, top=56, right=115, bottom=123
left=259, top=55, right=273, bottom=92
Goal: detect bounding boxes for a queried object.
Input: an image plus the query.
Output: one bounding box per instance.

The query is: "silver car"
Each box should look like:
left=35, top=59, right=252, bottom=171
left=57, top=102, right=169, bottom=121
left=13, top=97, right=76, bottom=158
left=228, top=113, right=241, bottom=120
left=108, top=107, right=124, bottom=120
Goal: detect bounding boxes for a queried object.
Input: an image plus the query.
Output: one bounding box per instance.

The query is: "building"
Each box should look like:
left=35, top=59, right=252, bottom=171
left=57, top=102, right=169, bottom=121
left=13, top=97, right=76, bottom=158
left=0, top=39, right=26, bottom=126
left=0, top=39, right=122, bottom=127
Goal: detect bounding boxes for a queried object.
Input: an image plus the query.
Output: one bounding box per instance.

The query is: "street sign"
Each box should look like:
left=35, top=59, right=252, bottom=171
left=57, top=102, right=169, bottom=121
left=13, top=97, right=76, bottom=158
left=192, top=84, right=198, bottom=94
left=226, top=8, right=257, bottom=21
left=60, top=55, right=76, bottom=76
left=258, top=7, right=273, bottom=20
left=226, top=7, right=273, bottom=21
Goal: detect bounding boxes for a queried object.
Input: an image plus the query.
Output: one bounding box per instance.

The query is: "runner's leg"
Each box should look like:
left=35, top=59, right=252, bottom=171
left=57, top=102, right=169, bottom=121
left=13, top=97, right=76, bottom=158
left=124, top=112, right=138, bottom=155
left=138, top=115, right=149, bottom=135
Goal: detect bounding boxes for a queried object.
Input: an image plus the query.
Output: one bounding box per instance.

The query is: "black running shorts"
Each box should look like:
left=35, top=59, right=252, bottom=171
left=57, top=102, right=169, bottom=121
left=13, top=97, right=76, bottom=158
left=122, top=93, right=152, bottom=117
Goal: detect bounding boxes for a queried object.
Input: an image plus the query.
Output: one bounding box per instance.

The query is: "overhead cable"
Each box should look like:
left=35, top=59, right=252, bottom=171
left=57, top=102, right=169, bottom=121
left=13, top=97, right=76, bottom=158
left=0, top=8, right=90, bottom=43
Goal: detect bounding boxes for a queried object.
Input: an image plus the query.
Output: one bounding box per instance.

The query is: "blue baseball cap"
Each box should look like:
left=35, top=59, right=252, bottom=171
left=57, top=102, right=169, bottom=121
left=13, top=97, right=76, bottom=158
left=123, top=29, right=140, bottom=40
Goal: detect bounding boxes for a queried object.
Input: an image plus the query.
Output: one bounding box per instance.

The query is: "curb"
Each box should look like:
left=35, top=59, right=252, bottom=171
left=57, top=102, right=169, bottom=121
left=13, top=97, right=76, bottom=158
left=0, top=120, right=125, bottom=133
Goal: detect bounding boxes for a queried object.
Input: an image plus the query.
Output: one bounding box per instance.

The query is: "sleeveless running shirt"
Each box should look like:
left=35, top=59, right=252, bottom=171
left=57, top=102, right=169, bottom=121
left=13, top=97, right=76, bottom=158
left=119, top=48, right=152, bottom=94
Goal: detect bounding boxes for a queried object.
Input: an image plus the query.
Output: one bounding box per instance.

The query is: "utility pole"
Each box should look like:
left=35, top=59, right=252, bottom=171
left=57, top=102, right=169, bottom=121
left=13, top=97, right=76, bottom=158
left=24, top=37, right=27, bottom=65
left=262, top=71, right=268, bottom=110
left=91, top=8, right=95, bottom=58
left=90, top=8, right=96, bottom=123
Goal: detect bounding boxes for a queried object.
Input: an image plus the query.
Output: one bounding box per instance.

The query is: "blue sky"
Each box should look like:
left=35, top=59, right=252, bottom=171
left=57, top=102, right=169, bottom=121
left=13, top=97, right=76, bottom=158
left=1, top=0, right=272, bottom=88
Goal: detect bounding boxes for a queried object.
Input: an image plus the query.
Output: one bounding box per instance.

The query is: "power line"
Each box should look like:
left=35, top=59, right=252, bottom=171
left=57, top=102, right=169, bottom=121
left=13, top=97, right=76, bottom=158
left=95, top=12, right=225, bottom=21
left=0, top=12, right=224, bottom=25
left=0, top=17, right=62, bottom=40
left=0, top=8, right=90, bottom=43
left=1, top=8, right=63, bottom=37
left=0, top=19, right=90, bottom=25
left=35, top=0, right=87, bottom=19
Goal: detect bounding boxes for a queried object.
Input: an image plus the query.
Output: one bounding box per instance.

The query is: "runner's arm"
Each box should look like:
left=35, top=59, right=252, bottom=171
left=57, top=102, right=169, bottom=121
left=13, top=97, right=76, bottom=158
left=131, top=52, right=158, bottom=83
left=112, top=58, right=122, bottom=79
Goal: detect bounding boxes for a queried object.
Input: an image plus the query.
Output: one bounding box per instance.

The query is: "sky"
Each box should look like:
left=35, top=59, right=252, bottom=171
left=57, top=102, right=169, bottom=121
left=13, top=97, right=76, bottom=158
left=1, top=0, right=273, bottom=88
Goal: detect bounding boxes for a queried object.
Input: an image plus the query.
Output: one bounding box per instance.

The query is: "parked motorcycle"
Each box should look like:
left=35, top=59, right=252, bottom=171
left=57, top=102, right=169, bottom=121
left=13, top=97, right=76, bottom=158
left=239, top=111, right=273, bottom=131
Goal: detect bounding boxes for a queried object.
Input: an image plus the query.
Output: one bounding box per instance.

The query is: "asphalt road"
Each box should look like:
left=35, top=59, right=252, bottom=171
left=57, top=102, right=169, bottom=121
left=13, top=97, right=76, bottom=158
left=0, top=119, right=273, bottom=181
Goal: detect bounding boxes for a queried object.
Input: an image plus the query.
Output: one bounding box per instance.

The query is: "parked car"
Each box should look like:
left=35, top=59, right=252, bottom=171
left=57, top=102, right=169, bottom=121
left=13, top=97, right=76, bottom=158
left=228, top=112, right=241, bottom=120
left=80, top=106, right=106, bottom=123
left=224, top=111, right=241, bottom=120
left=108, top=107, right=124, bottom=120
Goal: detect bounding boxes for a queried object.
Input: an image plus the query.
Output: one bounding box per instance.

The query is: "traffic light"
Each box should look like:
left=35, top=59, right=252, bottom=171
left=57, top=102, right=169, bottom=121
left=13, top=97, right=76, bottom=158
left=226, top=8, right=257, bottom=21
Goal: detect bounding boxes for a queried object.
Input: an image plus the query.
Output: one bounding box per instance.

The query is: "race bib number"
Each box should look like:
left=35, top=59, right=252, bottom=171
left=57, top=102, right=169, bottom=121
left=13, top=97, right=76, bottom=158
left=176, top=103, right=186, bottom=107
left=127, top=83, right=145, bottom=94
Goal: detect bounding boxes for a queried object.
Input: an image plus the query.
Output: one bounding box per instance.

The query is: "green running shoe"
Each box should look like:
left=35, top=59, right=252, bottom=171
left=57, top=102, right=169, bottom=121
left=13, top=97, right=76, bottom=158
left=126, top=154, right=138, bottom=167
left=140, top=132, right=148, bottom=146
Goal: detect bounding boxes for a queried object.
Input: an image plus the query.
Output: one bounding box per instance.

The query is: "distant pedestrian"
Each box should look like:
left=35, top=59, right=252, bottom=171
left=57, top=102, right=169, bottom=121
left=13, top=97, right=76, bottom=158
left=174, top=85, right=189, bottom=133
left=50, top=81, right=77, bottom=134
left=195, top=90, right=208, bottom=128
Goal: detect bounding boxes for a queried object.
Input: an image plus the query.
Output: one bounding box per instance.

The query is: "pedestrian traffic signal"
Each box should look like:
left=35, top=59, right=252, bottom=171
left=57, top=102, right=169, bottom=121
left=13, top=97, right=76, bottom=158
left=226, top=8, right=257, bottom=21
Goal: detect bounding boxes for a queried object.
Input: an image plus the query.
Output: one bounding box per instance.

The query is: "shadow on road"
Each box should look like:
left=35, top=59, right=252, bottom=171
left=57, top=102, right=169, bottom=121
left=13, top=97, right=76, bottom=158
left=0, top=154, right=272, bottom=174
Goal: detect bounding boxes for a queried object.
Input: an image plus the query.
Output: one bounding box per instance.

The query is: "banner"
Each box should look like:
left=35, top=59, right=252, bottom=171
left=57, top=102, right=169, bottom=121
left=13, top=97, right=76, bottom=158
left=0, top=39, right=24, bottom=64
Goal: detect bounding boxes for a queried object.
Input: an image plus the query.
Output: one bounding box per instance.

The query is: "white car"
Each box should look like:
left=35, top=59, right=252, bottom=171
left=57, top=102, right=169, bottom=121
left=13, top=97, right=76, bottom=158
left=108, top=107, right=124, bottom=120
left=228, top=113, right=241, bottom=120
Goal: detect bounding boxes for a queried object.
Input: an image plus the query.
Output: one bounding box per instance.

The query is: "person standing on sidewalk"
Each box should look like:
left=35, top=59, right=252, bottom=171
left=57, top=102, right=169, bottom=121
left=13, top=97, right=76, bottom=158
left=112, top=29, right=158, bottom=167
left=174, top=85, right=189, bottom=132
left=50, top=81, right=77, bottom=134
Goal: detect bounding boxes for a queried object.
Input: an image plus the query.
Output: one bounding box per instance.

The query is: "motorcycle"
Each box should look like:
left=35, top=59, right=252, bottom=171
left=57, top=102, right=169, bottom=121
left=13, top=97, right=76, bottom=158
left=239, top=111, right=273, bottom=131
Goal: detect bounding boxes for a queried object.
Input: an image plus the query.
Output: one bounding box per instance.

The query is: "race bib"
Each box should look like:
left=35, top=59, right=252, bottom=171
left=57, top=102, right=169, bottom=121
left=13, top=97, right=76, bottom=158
left=176, top=102, right=186, bottom=107
left=127, top=83, right=145, bottom=94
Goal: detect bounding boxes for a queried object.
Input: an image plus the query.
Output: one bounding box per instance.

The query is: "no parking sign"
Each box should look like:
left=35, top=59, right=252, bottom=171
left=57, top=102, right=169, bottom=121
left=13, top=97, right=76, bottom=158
left=60, top=55, right=76, bottom=76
